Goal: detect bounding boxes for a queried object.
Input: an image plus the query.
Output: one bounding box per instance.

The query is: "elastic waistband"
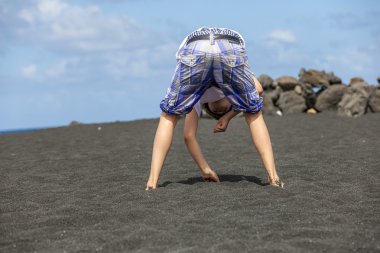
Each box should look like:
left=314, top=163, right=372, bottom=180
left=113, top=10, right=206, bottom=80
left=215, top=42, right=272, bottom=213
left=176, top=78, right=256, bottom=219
left=186, top=34, right=241, bottom=45
left=176, top=28, right=246, bottom=59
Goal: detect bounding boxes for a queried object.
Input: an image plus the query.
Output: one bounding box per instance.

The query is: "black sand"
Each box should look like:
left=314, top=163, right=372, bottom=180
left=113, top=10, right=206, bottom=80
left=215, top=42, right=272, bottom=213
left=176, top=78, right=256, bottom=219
left=1, top=113, right=379, bottom=252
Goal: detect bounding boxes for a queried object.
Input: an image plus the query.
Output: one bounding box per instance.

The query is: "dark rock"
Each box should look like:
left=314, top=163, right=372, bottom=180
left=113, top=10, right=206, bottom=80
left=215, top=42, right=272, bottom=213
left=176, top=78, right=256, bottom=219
left=274, top=76, right=299, bottom=91
left=258, top=74, right=274, bottom=90
left=298, top=68, right=330, bottom=87
left=69, top=121, right=82, bottom=126
left=298, top=82, right=317, bottom=108
left=315, top=85, right=347, bottom=111
left=277, top=91, right=306, bottom=114
left=337, top=82, right=370, bottom=117
left=262, top=94, right=277, bottom=115
left=377, top=76, right=380, bottom=84
left=368, top=88, right=380, bottom=113
left=265, top=86, right=282, bottom=103
left=262, top=87, right=282, bottom=115
left=328, top=72, right=343, bottom=85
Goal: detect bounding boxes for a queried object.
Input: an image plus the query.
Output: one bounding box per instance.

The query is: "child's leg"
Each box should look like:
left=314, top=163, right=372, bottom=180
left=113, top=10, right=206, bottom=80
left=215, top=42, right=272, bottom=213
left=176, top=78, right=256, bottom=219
left=146, top=112, right=180, bottom=190
left=147, top=41, right=217, bottom=189
left=183, top=109, right=219, bottom=182
left=244, top=112, right=283, bottom=187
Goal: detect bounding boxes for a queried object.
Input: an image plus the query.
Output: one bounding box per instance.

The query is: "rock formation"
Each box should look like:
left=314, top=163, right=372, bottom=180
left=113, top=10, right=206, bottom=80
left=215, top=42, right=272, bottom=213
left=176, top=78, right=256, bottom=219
left=277, top=91, right=307, bottom=114
left=368, top=87, right=380, bottom=113
left=315, top=85, right=347, bottom=111
left=259, top=69, right=378, bottom=117
left=337, top=82, right=370, bottom=117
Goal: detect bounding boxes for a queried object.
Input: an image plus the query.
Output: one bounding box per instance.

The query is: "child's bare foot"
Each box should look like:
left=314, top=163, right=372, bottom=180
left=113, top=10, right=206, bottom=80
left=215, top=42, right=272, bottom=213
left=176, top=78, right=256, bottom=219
left=202, top=169, right=220, bottom=182
left=268, top=177, right=284, bottom=188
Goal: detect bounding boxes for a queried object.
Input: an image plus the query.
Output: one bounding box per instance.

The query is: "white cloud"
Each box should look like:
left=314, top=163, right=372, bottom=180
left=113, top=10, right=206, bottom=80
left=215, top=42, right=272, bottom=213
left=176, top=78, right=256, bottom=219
left=259, top=29, right=308, bottom=67
left=21, top=64, right=37, bottom=77
left=37, top=0, right=66, bottom=18
left=103, top=41, right=177, bottom=80
left=314, top=46, right=377, bottom=83
left=18, top=8, right=34, bottom=23
left=318, top=49, right=372, bottom=72
left=17, top=0, right=153, bottom=51
left=7, top=0, right=177, bottom=84
left=266, top=30, right=296, bottom=44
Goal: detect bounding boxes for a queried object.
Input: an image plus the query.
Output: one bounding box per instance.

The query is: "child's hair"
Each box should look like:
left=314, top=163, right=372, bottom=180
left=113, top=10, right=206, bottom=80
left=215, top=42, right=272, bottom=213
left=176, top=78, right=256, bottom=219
left=203, top=103, right=232, bottom=120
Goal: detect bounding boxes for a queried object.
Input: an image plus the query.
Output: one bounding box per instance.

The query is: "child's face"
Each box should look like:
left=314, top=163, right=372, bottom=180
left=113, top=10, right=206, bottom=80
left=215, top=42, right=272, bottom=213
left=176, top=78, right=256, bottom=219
left=208, top=98, right=232, bottom=115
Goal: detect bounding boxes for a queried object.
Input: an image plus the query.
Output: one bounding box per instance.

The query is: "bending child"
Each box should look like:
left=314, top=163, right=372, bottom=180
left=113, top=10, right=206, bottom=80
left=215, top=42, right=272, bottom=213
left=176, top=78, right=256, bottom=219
left=146, top=27, right=284, bottom=190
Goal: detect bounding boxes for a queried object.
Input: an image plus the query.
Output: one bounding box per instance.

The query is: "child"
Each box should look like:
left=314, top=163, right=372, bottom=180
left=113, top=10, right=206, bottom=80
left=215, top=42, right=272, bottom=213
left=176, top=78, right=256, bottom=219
left=146, top=27, right=284, bottom=190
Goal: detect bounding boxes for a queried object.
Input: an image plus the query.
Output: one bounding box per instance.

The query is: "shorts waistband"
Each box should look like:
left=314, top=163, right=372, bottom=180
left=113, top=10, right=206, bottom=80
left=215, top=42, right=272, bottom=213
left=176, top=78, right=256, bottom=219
left=186, top=34, right=241, bottom=45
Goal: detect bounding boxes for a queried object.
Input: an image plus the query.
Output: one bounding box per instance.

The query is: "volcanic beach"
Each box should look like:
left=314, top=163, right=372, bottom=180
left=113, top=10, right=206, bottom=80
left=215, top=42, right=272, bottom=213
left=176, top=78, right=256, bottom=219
left=1, top=113, right=379, bottom=252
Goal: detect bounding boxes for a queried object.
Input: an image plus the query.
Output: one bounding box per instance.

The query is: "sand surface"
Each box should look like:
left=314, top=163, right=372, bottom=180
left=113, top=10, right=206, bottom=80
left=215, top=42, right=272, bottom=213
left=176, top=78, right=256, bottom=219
left=1, top=113, right=379, bottom=252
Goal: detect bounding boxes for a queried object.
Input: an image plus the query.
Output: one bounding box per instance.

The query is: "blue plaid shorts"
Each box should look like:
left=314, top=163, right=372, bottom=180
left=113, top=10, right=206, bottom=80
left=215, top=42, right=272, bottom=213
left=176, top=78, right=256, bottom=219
left=160, top=32, right=263, bottom=115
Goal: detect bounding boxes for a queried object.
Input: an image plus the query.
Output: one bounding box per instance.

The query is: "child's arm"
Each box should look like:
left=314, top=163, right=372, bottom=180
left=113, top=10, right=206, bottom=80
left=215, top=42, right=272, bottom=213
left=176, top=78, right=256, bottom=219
left=183, top=109, right=219, bottom=181
left=213, top=110, right=240, bottom=133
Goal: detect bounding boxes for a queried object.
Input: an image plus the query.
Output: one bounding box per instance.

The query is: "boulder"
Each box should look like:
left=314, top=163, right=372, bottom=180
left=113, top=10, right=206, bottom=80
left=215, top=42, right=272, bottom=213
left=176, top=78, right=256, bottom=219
left=262, top=87, right=282, bottom=115
left=294, top=85, right=303, bottom=95
left=261, top=94, right=278, bottom=115
left=315, top=85, right=347, bottom=111
left=349, top=80, right=374, bottom=95
left=368, top=87, right=380, bottom=113
left=277, top=91, right=306, bottom=114
left=298, top=68, right=330, bottom=87
left=265, top=86, right=282, bottom=103
left=349, top=77, right=365, bottom=86
left=337, top=82, right=370, bottom=117
left=328, top=72, right=343, bottom=85
left=258, top=74, right=274, bottom=90
left=274, top=76, right=299, bottom=91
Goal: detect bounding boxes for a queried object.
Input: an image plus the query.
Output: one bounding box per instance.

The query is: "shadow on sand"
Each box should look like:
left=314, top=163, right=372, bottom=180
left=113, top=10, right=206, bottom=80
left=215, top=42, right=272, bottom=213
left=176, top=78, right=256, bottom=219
left=159, top=174, right=268, bottom=188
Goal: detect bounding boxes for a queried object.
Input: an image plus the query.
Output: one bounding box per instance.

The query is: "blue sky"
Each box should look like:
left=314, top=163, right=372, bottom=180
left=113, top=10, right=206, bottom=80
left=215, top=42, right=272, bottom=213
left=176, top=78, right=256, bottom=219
left=1, top=0, right=379, bottom=130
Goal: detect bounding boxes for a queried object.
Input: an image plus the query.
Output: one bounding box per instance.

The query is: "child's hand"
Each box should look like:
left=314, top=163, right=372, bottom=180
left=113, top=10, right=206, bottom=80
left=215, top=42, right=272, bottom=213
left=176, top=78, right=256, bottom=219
left=213, top=117, right=229, bottom=133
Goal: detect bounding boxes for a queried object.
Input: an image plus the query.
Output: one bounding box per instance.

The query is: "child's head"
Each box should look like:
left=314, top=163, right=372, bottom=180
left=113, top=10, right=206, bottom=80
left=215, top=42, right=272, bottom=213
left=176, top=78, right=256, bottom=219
left=204, top=98, right=232, bottom=120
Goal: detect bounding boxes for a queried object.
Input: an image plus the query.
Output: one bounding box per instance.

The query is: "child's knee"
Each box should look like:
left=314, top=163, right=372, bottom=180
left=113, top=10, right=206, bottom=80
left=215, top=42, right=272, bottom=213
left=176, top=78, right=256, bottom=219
left=183, top=133, right=196, bottom=143
left=160, top=112, right=180, bottom=124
